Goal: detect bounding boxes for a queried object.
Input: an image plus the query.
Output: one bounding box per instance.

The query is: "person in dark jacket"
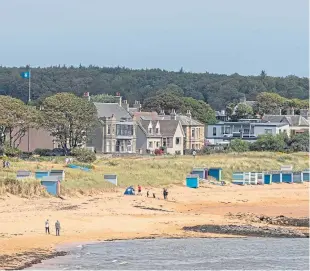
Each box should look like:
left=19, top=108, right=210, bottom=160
left=55, top=220, right=61, bottom=236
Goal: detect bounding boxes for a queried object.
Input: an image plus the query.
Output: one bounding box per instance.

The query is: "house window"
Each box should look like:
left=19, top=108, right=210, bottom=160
left=163, top=138, right=166, bottom=147
left=148, top=128, right=152, bottom=134
left=191, top=128, right=195, bottom=138
left=213, top=127, right=216, bottom=136
left=149, top=141, right=153, bottom=148
left=155, top=128, right=159, bottom=134
left=156, top=141, right=159, bottom=147
left=163, top=137, right=172, bottom=148
left=107, top=125, right=111, bottom=135
left=244, top=129, right=250, bottom=134
left=175, top=137, right=180, bottom=145
left=191, top=144, right=195, bottom=149
left=265, top=129, right=272, bottom=134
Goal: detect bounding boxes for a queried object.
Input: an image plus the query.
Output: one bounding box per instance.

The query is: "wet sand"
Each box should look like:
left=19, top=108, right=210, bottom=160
left=0, top=183, right=309, bottom=270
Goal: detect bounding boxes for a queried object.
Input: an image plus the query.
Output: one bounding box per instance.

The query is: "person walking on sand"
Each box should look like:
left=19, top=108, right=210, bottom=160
left=45, top=219, right=50, bottom=234
left=147, top=191, right=149, bottom=197
left=163, top=188, right=168, bottom=200
left=138, top=185, right=142, bottom=195
left=55, top=220, right=61, bottom=236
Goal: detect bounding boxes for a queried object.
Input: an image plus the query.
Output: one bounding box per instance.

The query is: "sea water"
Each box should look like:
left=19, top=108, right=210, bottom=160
left=28, top=238, right=309, bottom=270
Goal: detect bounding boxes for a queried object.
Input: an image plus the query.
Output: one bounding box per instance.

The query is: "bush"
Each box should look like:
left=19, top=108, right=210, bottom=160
left=3, top=144, right=22, bottom=157
left=71, top=148, right=96, bottom=163
left=154, top=149, right=164, bottom=156
left=250, top=134, right=286, bottom=152
left=229, top=139, right=250, bottom=152
left=287, top=131, right=309, bottom=152
left=34, top=148, right=52, bottom=156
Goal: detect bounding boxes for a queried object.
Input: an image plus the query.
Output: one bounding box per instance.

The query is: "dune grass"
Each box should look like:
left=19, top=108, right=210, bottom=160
left=0, top=152, right=308, bottom=197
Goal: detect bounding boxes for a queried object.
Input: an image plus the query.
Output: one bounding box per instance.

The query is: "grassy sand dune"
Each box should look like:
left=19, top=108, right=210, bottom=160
left=0, top=152, right=308, bottom=196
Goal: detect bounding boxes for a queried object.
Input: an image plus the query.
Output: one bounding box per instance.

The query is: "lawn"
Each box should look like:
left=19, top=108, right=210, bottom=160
left=0, top=152, right=308, bottom=196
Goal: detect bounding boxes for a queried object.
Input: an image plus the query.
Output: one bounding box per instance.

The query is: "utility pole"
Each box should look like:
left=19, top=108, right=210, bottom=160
left=27, top=65, right=31, bottom=152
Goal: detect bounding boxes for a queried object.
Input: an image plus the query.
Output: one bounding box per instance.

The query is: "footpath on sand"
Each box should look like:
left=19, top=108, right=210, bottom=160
left=0, top=184, right=309, bottom=270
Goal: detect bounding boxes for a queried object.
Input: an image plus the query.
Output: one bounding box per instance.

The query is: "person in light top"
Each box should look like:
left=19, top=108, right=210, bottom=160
left=45, top=219, right=50, bottom=234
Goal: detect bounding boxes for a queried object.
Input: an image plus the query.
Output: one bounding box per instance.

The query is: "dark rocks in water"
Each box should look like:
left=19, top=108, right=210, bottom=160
left=0, top=250, right=67, bottom=270
left=183, top=224, right=308, bottom=238
left=226, top=212, right=310, bottom=227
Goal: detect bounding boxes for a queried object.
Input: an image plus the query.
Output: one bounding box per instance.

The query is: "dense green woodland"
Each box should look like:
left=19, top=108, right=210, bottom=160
left=0, top=66, right=308, bottom=110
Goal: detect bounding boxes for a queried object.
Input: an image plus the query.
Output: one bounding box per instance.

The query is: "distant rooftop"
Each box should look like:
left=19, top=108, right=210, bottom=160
left=94, top=102, right=132, bottom=120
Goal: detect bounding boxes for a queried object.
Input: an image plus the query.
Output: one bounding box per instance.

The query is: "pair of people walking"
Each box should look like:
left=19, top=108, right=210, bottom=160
left=45, top=219, right=61, bottom=236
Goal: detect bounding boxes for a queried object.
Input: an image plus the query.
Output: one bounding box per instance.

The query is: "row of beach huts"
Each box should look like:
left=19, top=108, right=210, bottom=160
left=185, top=166, right=310, bottom=188
left=16, top=166, right=118, bottom=196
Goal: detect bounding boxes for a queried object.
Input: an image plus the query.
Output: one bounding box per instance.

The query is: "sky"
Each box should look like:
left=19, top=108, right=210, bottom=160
left=0, top=0, right=309, bottom=77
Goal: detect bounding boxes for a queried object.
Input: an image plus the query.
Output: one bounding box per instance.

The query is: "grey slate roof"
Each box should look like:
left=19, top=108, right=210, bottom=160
left=94, top=103, right=132, bottom=120
left=139, top=119, right=181, bottom=137
left=159, top=120, right=180, bottom=136
left=140, top=120, right=161, bottom=137
left=262, top=115, right=309, bottom=127
left=141, top=114, right=203, bottom=126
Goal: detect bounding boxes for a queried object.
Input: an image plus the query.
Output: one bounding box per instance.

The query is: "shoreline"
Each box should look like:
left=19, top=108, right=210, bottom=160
left=3, top=230, right=310, bottom=270
left=0, top=184, right=309, bottom=270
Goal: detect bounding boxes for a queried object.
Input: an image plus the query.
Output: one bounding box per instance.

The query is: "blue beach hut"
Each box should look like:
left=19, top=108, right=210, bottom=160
left=293, top=172, right=303, bottom=183
left=208, top=168, right=222, bottom=181
left=35, top=170, right=49, bottom=179
left=264, top=172, right=272, bottom=184
left=271, top=171, right=281, bottom=183
left=41, top=176, right=60, bottom=196
left=191, top=168, right=207, bottom=179
left=232, top=172, right=245, bottom=185
left=186, top=175, right=199, bottom=188
left=282, top=172, right=293, bottom=183
left=302, top=170, right=309, bottom=182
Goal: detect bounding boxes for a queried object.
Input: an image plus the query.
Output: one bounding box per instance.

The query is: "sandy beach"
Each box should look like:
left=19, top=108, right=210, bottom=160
left=0, top=183, right=309, bottom=269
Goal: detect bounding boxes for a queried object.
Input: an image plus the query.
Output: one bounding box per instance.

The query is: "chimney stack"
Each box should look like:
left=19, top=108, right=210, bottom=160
left=133, top=100, right=142, bottom=112
left=122, top=100, right=129, bottom=111
left=159, top=109, right=165, bottom=116
left=170, top=109, right=176, bottom=120
left=115, top=92, right=122, bottom=106
left=186, top=109, right=191, bottom=119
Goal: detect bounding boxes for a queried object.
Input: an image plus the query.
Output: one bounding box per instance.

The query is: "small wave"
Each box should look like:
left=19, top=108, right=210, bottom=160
left=76, top=245, right=83, bottom=248
left=119, top=261, right=128, bottom=265
left=112, top=260, right=118, bottom=263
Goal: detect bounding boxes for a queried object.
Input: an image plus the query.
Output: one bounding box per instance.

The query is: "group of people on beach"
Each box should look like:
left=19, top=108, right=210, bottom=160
left=137, top=185, right=169, bottom=200
left=45, top=219, right=61, bottom=236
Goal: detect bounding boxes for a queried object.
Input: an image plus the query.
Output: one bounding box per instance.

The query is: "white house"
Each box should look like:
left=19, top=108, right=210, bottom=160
left=205, top=121, right=290, bottom=145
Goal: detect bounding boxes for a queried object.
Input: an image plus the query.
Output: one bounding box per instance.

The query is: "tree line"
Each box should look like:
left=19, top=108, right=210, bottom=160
left=225, top=92, right=309, bottom=120
left=0, top=66, right=308, bottom=111
left=0, top=93, right=97, bottom=152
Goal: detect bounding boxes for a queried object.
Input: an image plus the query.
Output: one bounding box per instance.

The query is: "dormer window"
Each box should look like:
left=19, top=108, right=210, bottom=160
left=155, top=121, right=160, bottom=134
left=148, top=121, right=153, bottom=134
